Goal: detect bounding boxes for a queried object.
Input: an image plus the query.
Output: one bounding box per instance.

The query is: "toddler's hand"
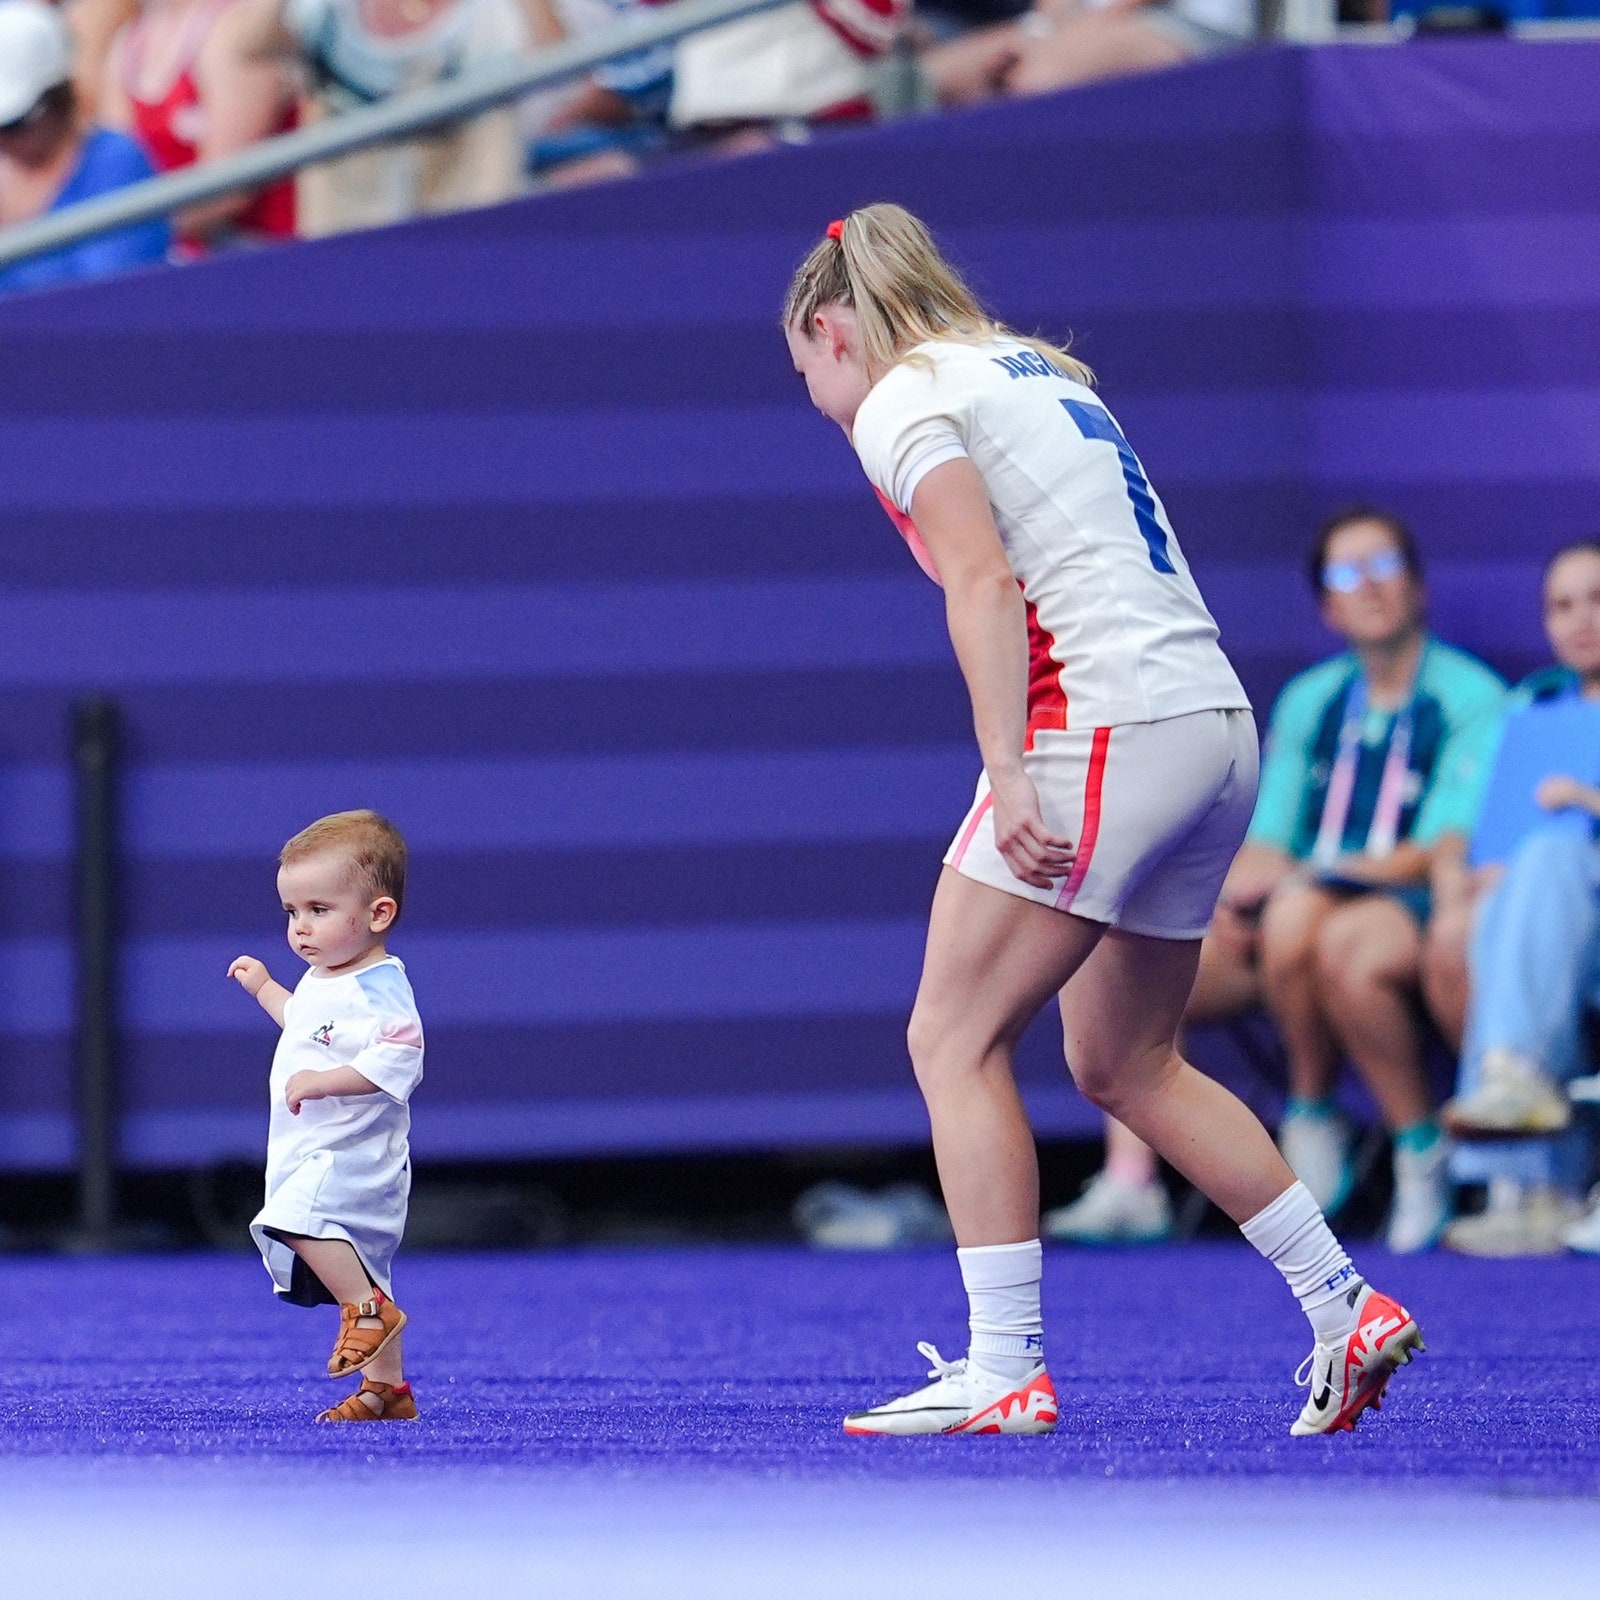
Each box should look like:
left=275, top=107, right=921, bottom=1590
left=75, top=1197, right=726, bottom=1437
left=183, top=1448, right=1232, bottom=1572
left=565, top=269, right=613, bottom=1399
left=284, top=1071, right=327, bottom=1115
left=229, top=956, right=271, bottom=996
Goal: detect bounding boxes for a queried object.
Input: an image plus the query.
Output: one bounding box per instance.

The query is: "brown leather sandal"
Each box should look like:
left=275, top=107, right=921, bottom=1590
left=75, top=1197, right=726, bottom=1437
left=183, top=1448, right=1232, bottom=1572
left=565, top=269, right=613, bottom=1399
left=326, top=1295, right=408, bottom=1378
left=316, top=1378, right=419, bottom=1423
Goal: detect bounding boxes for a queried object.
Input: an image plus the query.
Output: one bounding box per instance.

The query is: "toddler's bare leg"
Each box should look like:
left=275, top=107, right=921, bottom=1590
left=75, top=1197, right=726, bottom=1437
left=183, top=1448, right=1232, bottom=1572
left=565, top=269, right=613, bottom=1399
left=287, top=1236, right=371, bottom=1303
left=363, top=1330, right=404, bottom=1385
left=286, top=1235, right=407, bottom=1385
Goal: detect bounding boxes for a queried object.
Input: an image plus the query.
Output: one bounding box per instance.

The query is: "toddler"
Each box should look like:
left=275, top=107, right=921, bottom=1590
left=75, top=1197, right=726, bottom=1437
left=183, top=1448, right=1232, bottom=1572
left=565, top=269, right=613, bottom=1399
left=229, top=809, right=424, bottom=1423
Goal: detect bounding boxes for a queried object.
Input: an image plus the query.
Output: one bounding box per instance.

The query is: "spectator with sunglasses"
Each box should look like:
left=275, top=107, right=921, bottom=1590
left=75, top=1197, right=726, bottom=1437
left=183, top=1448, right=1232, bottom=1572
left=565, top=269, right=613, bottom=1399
left=1049, top=509, right=1503, bottom=1253
left=0, top=0, right=169, bottom=295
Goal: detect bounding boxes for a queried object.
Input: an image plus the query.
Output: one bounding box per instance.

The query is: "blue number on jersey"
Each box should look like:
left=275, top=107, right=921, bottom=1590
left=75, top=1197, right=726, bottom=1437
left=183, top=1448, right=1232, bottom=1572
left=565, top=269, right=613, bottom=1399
left=1058, top=399, right=1176, bottom=574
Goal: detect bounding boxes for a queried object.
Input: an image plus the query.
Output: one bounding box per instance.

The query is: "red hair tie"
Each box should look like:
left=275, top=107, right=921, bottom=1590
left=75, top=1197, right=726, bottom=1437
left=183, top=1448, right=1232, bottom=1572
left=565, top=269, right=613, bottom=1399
left=826, top=219, right=845, bottom=241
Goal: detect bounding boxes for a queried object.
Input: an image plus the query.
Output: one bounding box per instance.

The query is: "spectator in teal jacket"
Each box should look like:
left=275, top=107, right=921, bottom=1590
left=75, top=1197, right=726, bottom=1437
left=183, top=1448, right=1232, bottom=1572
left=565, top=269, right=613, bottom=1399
left=1235, top=510, right=1503, bottom=1253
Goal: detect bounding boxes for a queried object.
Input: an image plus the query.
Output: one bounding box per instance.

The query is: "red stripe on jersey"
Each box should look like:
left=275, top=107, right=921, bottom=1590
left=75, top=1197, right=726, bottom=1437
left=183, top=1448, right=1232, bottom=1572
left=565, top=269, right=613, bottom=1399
left=950, top=793, right=994, bottom=869
left=1056, top=727, right=1111, bottom=911
left=1023, top=593, right=1068, bottom=749
left=873, top=487, right=942, bottom=582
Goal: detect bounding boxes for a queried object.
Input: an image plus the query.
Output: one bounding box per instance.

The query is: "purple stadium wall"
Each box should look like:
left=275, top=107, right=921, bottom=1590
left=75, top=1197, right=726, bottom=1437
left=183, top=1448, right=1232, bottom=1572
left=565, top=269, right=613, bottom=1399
left=0, top=40, right=1592, bottom=1167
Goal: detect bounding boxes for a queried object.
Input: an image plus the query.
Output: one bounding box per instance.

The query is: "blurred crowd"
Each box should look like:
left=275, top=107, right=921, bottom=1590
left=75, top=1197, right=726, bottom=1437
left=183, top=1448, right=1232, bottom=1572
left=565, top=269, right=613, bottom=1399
left=0, top=0, right=1259, bottom=293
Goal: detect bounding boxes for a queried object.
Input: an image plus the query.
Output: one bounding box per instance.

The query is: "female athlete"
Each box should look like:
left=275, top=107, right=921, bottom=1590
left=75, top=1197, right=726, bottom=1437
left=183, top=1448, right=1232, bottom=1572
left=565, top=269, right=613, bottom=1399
left=783, top=204, right=1423, bottom=1437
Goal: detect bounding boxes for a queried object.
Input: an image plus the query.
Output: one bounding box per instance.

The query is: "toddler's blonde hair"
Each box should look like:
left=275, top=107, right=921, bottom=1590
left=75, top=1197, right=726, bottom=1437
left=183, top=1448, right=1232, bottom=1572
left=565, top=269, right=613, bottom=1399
left=280, top=809, right=408, bottom=924
left=782, top=202, right=1094, bottom=386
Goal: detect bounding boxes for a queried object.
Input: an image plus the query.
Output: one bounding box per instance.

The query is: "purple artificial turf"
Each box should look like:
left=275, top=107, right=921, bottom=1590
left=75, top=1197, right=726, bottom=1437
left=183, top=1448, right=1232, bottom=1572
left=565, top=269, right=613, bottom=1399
left=0, top=1244, right=1595, bottom=1494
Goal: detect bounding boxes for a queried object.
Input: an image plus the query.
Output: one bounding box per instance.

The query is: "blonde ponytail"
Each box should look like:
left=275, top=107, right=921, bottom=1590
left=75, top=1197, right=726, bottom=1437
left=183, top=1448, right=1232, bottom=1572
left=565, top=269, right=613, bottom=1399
left=782, top=203, right=1094, bottom=387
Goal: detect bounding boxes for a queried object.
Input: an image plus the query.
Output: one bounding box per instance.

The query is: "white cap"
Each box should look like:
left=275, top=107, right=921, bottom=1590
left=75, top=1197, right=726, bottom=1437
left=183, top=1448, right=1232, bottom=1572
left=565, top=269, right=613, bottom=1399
left=0, top=1, right=72, bottom=128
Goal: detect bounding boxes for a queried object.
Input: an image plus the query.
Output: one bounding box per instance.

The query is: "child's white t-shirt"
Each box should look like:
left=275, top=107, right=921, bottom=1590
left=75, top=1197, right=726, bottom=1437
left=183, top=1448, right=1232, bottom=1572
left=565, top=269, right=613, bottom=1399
left=249, top=954, right=424, bottom=1302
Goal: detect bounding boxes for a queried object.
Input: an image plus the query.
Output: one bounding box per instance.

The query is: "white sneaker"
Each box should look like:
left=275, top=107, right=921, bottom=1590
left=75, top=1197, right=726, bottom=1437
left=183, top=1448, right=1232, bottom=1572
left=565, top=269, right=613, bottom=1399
left=1386, top=1134, right=1451, bottom=1254
left=1042, top=1170, right=1172, bottom=1244
left=1278, top=1105, right=1354, bottom=1214
left=1290, top=1283, right=1424, bottom=1436
left=843, top=1343, right=1058, bottom=1436
left=1567, top=1074, right=1600, bottom=1104
left=1442, top=1049, right=1572, bottom=1138
left=1443, top=1180, right=1580, bottom=1257
left=1560, top=1186, right=1600, bottom=1255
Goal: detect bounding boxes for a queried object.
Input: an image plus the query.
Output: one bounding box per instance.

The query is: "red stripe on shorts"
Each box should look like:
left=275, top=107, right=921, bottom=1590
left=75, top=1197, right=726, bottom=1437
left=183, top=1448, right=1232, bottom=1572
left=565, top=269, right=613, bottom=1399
left=950, top=793, right=995, bottom=869
left=1055, top=727, right=1111, bottom=911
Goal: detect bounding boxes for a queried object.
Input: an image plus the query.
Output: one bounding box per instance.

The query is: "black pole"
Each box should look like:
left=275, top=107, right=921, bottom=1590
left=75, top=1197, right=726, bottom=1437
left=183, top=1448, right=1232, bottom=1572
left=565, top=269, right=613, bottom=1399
left=72, top=697, right=121, bottom=1246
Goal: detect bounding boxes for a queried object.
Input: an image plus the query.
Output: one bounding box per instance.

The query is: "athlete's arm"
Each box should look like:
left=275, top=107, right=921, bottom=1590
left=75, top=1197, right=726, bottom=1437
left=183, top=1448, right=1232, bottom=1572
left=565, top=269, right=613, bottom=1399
left=909, top=459, right=1075, bottom=889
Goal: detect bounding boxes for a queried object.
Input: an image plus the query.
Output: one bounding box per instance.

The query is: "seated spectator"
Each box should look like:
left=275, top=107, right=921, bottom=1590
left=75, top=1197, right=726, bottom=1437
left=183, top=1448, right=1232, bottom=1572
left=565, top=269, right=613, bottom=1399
left=100, top=0, right=299, bottom=253
left=60, top=0, right=138, bottom=109
left=927, top=0, right=1254, bottom=110
left=668, top=0, right=908, bottom=145
left=524, top=0, right=674, bottom=188
left=1047, top=510, right=1505, bottom=1254
left=0, top=0, right=170, bottom=295
left=229, top=0, right=530, bottom=238
left=1428, top=542, right=1600, bottom=1256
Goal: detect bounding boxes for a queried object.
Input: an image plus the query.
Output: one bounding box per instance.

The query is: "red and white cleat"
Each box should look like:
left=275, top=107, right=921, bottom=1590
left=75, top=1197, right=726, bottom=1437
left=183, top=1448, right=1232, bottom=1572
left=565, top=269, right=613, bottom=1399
left=843, top=1342, right=1058, bottom=1436
left=1290, top=1285, right=1425, bottom=1436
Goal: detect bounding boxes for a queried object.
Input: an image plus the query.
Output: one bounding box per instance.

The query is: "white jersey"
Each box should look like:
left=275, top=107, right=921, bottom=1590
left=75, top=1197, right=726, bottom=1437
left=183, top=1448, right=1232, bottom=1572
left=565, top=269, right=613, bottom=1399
left=850, top=338, right=1250, bottom=736
left=250, top=954, right=424, bottom=1302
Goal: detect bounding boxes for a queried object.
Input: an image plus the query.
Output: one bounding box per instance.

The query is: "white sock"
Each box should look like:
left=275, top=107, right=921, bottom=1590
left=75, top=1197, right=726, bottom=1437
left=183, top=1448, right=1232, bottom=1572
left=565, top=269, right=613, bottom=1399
left=957, top=1239, right=1044, bottom=1383
left=1240, top=1182, right=1364, bottom=1344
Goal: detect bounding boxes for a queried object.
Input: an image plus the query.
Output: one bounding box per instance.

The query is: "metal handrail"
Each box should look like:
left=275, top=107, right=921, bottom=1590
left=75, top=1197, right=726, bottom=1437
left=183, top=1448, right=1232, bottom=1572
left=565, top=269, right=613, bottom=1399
left=0, top=0, right=794, bottom=271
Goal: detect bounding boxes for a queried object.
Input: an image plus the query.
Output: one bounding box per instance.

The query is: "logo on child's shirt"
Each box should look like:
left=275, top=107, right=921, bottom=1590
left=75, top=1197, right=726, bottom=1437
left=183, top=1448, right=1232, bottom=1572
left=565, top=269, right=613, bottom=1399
left=310, top=1021, right=335, bottom=1048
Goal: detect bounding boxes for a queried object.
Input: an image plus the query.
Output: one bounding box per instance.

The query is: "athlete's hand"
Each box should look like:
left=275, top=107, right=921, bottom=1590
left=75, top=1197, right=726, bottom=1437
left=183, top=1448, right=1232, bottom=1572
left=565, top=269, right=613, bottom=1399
left=228, top=956, right=271, bottom=996
left=989, top=769, right=1076, bottom=888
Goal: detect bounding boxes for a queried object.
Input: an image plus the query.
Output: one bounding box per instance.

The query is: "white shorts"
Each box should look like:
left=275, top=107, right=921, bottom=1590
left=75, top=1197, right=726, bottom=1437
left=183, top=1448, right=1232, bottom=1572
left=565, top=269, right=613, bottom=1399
left=944, top=708, right=1259, bottom=940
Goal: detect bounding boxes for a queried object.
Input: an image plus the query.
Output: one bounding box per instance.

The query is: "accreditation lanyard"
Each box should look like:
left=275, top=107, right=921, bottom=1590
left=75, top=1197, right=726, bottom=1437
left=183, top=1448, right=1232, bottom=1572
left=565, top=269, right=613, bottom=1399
left=1312, top=663, right=1420, bottom=867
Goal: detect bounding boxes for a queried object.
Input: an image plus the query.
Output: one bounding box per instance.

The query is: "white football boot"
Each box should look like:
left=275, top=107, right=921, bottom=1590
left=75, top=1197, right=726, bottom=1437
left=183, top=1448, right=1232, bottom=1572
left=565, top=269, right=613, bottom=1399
left=843, top=1343, right=1058, bottom=1436
left=1290, top=1284, right=1425, bottom=1436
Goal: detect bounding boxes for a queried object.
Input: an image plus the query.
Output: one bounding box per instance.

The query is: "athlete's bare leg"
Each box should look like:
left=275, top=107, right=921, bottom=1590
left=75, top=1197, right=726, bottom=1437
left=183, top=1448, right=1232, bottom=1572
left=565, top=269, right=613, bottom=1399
left=1093, top=908, right=1265, bottom=1185
left=1059, top=929, right=1297, bottom=1225
left=1259, top=881, right=1343, bottom=1103
left=1315, top=896, right=1433, bottom=1130
left=908, top=868, right=1105, bottom=1246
